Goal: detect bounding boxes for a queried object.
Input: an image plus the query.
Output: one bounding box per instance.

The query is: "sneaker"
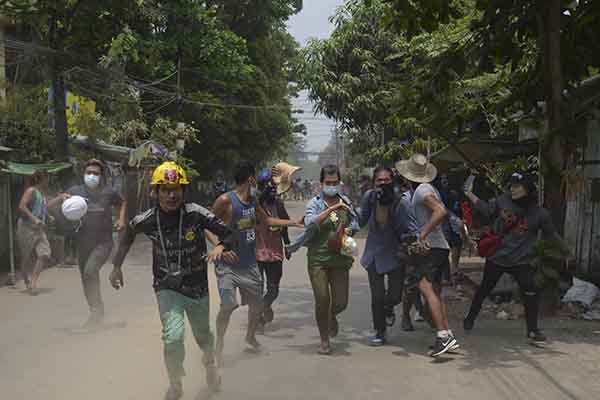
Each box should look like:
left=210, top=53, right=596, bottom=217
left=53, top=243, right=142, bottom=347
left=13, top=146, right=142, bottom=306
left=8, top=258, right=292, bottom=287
left=164, top=382, right=183, bottom=400
left=450, top=335, right=460, bottom=351
left=385, top=308, right=396, bottom=327
left=463, top=316, right=475, bottom=331
left=430, top=336, right=457, bottom=357
left=528, top=330, right=547, bottom=345
left=429, top=339, right=460, bottom=353
left=414, top=311, right=425, bottom=322
left=401, top=316, right=415, bottom=332
left=368, top=333, right=386, bottom=347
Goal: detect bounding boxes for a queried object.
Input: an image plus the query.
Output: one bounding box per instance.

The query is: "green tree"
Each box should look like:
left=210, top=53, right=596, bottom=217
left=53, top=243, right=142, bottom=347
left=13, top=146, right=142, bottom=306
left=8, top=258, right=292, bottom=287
left=1, top=0, right=140, bottom=160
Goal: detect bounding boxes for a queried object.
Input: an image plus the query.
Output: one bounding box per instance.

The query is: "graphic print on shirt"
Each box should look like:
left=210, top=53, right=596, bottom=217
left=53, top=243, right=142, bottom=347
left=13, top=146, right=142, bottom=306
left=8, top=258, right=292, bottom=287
left=238, top=207, right=256, bottom=243
left=500, top=209, right=529, bottom=235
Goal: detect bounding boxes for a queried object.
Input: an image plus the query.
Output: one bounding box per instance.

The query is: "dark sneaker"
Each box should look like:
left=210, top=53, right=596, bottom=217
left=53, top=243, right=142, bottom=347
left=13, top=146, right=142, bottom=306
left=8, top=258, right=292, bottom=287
left=450, top=335, right=460, bottom=351
left=263, top=307, right=274, bottom=323
left=385, top=308, right=396, bottom=327
left=430, top=336, right=457, bottom=357
left=368, top=333, right=386, bottom=347
left=463, top=316, right=475, bottom=331
left=528, top=330, right=547, bottom=345
left=165, top=382, right=183, bottom=400
left=401, top=316, right=415, bottom=332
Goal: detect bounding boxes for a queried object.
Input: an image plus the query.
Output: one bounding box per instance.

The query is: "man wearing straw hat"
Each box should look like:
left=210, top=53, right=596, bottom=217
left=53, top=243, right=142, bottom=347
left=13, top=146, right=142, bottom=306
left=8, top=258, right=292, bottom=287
left=254, top=162, right=301, bottom=330
left=396, top=153, right=460, bottom=357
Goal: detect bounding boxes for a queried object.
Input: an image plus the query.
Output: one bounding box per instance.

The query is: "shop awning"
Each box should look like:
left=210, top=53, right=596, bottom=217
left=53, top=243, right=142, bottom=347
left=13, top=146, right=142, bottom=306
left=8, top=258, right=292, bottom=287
left=1, top=161, right=72, bottom=175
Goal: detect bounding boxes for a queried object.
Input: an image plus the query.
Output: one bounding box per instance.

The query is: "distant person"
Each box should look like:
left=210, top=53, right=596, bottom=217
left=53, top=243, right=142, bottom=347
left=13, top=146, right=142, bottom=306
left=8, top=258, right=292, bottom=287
left=65, top=159, right=127, bottom=330
left=16, top=170, right=66, bottom=294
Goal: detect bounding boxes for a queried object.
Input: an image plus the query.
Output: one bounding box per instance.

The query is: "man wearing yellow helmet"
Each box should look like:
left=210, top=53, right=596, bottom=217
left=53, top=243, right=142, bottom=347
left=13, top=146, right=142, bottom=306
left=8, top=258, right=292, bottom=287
left=110, top=161, right=236, bottom=400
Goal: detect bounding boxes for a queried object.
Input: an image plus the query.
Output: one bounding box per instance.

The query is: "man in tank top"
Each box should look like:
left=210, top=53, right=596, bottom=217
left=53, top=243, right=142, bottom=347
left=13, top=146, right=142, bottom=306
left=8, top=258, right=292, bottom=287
left=210, top=161, right=300, bottom=364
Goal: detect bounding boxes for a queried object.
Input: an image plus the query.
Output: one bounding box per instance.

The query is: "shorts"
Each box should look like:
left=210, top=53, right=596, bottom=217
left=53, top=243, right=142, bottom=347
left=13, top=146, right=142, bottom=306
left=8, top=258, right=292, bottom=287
left=405, top=248, right=450, bottom=288
left=216, top=264, right=263, bottom=310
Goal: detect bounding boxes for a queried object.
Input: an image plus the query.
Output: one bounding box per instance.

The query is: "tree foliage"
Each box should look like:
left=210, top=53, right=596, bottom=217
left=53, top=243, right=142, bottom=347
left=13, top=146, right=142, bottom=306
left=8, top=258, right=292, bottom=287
left=1, top=1, right=303, bottom=177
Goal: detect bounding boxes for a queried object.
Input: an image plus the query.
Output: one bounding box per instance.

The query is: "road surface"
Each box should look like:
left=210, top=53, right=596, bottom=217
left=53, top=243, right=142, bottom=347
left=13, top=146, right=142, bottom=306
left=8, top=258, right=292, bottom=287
left=1, top=201, right=600, bottom=400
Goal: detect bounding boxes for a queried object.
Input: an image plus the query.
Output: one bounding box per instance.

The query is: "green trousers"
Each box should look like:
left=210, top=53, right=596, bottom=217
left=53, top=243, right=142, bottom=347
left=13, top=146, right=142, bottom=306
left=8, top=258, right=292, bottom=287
left=307, top=265, right=350, bottom=340
left=156, top=289, right=215, bottom=383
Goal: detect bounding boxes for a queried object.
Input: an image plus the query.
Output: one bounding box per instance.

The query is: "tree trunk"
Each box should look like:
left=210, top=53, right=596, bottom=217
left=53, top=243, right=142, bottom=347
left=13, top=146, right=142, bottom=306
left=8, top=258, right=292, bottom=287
left=539, top=0, right=565, bottom=233
left=50, top=61, right=69, bottom=161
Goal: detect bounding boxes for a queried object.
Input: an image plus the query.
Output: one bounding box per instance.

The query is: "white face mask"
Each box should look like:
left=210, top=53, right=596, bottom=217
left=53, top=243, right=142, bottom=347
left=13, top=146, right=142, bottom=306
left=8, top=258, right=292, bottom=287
left=84, top=174, right=100, bottom=189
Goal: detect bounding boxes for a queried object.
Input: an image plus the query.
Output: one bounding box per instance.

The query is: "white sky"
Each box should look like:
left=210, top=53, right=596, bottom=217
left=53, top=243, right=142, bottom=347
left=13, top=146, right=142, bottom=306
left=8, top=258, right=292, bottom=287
left=287, top=0, right=345, bottom=152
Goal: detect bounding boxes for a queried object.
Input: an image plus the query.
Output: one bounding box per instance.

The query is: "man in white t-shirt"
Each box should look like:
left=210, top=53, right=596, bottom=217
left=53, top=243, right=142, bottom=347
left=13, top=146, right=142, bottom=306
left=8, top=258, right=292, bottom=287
left=396, top=154, right=459, bottom=357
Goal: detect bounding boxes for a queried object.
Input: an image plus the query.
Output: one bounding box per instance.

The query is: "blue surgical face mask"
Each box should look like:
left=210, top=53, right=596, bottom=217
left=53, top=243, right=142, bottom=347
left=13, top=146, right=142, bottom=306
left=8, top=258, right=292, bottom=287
left=323, top=184, right=340, bottom=198
left=84, top=174, right=100, bottom=189
left=249, top=185, right=258, bottom=198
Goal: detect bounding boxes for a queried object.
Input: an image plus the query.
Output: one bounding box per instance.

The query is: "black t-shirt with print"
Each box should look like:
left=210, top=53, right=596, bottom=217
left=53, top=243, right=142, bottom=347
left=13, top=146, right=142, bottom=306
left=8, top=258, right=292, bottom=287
left=67, top=185, right=123, bottom=246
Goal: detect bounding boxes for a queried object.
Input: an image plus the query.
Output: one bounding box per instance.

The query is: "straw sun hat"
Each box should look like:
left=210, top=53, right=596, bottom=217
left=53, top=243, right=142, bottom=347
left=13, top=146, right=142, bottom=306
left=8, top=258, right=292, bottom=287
left=395, top=153, right=438, bottom=184
left=271, top=162, right=302, bottom=194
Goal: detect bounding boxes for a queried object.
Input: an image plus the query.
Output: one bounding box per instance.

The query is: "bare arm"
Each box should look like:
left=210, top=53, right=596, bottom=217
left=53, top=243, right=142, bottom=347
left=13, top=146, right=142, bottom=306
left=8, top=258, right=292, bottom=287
left=420, top=193, right=448, bottom=241
left=212, top=193, right=233, bottom=226
left=256, top=203, right=301, bottom=227
left=18, top=188, right=40, bottom=224
left=465, top=191, right=496, bottom=219
left=47, top=193, right=69, bottom=209
left=118, top=199, right=128, bottom=226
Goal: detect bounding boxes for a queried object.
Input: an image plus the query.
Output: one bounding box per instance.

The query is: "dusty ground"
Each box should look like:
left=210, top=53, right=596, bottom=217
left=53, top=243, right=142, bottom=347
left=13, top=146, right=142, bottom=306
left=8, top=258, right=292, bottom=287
left=1, top=201, right=600, bottom=400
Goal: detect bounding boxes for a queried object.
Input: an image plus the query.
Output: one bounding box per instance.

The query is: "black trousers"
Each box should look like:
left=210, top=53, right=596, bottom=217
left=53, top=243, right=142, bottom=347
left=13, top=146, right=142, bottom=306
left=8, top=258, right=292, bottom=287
left=466, top=260, right=540, bottom=332
left=258, top=261, right=283, bottom=309
left=367, top=266, right=405, bottom=335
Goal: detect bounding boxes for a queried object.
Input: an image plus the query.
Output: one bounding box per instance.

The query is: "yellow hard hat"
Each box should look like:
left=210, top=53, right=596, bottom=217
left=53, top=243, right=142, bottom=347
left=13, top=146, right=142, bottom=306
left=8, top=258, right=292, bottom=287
left=151, top=162, right=190, bottom=185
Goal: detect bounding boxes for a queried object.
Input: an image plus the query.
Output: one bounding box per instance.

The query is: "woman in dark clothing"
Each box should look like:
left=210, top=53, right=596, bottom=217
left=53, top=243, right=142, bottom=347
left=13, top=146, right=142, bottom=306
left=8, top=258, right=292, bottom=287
left=463, top=171, right=571, bottom=344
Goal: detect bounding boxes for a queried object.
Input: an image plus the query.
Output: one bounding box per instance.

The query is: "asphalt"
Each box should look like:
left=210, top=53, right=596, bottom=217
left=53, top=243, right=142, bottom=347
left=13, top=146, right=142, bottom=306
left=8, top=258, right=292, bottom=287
left=1, top=201, right=600, bottom=400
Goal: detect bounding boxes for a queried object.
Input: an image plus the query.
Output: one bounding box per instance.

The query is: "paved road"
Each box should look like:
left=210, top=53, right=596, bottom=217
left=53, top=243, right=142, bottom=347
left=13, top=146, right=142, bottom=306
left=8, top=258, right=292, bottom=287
left=2, top=201, right=600, bottom=400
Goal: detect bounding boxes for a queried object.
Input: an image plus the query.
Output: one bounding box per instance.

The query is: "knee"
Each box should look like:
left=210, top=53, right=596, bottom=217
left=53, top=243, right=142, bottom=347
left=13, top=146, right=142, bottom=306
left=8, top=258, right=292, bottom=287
left=162, top=315, right=185, bottom=345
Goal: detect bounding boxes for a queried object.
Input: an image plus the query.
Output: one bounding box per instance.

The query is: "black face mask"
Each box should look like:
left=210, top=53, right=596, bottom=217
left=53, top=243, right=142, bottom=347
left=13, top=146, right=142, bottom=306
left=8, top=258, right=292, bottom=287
left=375, top=183, right=395, bottom=205
left=259, top=182, right=277, bottom=204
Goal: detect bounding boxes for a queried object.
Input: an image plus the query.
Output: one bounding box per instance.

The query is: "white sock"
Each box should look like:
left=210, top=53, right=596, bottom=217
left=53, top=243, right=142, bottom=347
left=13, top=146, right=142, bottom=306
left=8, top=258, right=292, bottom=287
left=437, top=330, right=449, bottom=338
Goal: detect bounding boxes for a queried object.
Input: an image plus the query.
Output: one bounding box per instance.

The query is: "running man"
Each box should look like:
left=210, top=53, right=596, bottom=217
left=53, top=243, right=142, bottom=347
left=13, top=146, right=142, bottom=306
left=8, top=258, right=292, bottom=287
left=396, top=154, right=459, bottom=357
left=211, top=161, right=300, bottom=363
left=66, top=159, right=127, bottom=329
left=110, top=162, right=235, bottom=400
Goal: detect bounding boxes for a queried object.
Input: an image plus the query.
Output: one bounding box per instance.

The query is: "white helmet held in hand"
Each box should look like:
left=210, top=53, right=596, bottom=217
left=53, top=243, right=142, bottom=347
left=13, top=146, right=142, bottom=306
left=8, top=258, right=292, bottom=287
left=62, top=196, right=88, bottom=221
left=341, top=235, right=359, bottom=258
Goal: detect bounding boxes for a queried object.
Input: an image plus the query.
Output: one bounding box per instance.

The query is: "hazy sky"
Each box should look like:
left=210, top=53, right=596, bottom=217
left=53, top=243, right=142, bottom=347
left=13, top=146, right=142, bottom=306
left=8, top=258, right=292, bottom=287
left=287, top=0, right=345, bottom=152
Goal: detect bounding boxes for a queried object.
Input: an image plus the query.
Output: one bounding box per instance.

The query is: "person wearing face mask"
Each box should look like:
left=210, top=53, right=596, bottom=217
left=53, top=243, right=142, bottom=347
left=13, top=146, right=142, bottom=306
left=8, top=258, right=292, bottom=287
left=255, top=167, right=292, bottom=331
left=303, top=164, right=359, bottom=355
left=65, top=159, right=127, bottom=330
left=463, top=171, right=572, bottom=345
left=359, top=167, right=418, bottom=346
left=210, top=161, right=301, bottom=364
